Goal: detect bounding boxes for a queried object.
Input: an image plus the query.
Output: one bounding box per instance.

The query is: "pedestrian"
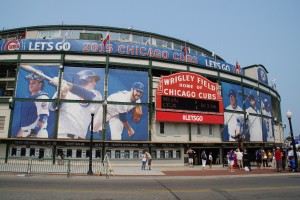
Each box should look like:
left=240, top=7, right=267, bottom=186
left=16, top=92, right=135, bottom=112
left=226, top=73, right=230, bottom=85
left=208, top=152, right=213, bottom=169
left=227, top=149, right=235, bottom=172
left=186, top=148, right=195, bottom=167
left=61, top=152, right=65, bottom=165
left=282, top=150, right=287, bottom=172
left=145, top=151, right=152, bottom=170
left=201, top=150, right=207, bottom=170
left=275, top=147, right=282, bottom=172
left=243, top=149, right=251, bottom=171
left=57, top=153, right=62, bottom=165
left=235, top=148, right=243, bottom=169
left=141, top=150, right=147, bottom=170
left=262, top=150, right=268, bottom=167
left=255, top=149, right=262, bottom=169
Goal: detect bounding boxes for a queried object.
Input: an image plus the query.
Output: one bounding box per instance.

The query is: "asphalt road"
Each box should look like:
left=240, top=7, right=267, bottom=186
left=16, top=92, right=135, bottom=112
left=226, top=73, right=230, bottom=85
left=0, top=174, right=300, bottom=200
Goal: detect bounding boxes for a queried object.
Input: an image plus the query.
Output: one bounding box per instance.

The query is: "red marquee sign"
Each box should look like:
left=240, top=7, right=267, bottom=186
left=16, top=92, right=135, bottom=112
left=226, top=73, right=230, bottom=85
left=156, top=72, right=224, bottom=124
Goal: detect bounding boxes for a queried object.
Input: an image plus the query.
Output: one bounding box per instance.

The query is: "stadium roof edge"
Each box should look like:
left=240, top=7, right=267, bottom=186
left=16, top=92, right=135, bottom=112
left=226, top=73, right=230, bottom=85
left=0, top=24, right=225, bottom=62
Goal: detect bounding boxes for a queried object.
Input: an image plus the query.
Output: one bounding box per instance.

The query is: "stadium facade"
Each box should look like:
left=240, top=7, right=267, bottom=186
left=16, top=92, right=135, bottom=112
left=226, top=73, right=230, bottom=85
left=0, top=25, right=284, bottom=165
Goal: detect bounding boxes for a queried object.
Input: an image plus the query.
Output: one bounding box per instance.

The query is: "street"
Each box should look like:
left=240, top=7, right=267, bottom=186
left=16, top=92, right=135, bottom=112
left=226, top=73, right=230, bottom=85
left=0, top=174, right=300, bottom=200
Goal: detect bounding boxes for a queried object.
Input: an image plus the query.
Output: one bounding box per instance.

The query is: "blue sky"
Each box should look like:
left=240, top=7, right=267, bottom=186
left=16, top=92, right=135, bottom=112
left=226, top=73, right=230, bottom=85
left=1, top=0, right=299, bottom=138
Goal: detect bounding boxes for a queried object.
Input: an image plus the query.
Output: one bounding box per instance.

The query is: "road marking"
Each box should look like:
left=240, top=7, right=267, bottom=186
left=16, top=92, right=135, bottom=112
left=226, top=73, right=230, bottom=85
left=0, top=186, right=300, bottom=193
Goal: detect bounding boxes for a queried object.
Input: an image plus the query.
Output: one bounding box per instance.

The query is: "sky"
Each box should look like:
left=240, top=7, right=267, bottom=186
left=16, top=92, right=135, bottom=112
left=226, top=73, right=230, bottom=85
left=1, top=0, right=299, bottom=138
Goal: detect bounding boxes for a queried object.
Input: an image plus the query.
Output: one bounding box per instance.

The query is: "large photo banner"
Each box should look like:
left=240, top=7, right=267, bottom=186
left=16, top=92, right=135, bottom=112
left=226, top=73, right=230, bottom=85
left=156, top=72, right=224, bottom=124
left=11, top=65, right=60, bottom=138
left=244, top=87, right=263, bottom=142
left=221, top=82, right=243, bottom=141
left=106, top=69, right=149, bottom=141
left=260, top=93, right=274, bottom=142
left=54, top=66, right=105, bottom=140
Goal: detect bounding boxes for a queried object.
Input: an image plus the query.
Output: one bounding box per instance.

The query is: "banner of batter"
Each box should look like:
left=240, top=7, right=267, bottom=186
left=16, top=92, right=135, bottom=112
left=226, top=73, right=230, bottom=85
left=106, top=69, right=148, bottom=141
left=260, top=93, right=274, bottom=142
left=11, top=65, right=59, bottom=138
left=244, top=87, right=263, bottom=142
left=49, top=66, right=105, bottom=140
left=221, top=82, right=244, bottom=142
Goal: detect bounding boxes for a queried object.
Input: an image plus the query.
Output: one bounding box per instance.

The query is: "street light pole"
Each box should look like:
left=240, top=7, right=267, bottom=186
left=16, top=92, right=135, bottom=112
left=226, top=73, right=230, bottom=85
left=87, top=106, right=96, bottom=175
left=102, top=100, right=107, bottom=163
left=286, top=110, right=298, bottom=172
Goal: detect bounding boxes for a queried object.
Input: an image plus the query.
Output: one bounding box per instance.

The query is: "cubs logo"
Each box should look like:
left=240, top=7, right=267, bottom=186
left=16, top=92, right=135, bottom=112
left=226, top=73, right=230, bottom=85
left=79, top=100, right=90, bottom=108
left=260, top=70, right=266, bottom=82
left=4, top=40, right=21, bottom=51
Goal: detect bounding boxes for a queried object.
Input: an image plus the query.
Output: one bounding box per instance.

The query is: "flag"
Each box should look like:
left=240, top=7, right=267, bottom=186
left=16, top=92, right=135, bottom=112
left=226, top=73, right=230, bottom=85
left=103, top=33, right=110, bottom=46
left=182, top=47, right=189, bottom=57
left=145, top=38, right=151, bottom=45
left=62, top=31, right=68, bottom=43
left=234, top=60, right=241, bottom=74
left=19, top=32, right=26, bottom=40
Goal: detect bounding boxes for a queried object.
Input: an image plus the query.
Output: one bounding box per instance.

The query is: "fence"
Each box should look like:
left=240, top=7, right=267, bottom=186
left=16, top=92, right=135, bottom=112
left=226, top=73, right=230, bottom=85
left=0, top=158, right=107, bottom=177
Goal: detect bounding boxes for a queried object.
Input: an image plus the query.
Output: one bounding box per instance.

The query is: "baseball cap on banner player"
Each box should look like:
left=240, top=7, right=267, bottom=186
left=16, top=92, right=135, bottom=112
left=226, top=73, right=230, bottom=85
left=132, top=82, right=144, bottom=93
left=73, top=70, right=100, bottom=86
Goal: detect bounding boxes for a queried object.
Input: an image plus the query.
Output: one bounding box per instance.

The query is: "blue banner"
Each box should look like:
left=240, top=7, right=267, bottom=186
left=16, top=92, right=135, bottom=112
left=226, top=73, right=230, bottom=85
left=0, top=39, right=244, bottom=75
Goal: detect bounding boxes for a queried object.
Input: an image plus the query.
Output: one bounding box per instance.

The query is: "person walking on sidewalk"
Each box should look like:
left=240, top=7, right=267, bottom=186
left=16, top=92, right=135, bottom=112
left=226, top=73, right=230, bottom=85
left=186, top=148, right=195, bottom=167
left=235, top=148, right=243, bottom=170
left=243, top=149, right=251, bottom=171
left=141, top=150, right=147, bottom=170
left=201, top=150, right=207, bottom=170
left=208, top=152, right=213, bottom=169
left=227, top=149, right=235, bottom=172
left=145, top=151, right=152, bottom=170
left=275, top=147, right=282, bottom=172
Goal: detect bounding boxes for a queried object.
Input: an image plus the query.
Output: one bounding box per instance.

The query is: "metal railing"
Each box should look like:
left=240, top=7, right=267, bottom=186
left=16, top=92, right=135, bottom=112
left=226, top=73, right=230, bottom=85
left=0, top=158, right=108, bottom=177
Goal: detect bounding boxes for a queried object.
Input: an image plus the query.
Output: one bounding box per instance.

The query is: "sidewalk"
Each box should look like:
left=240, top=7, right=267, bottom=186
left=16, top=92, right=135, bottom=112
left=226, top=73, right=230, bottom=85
left=109, top=164, right=289, bottom=177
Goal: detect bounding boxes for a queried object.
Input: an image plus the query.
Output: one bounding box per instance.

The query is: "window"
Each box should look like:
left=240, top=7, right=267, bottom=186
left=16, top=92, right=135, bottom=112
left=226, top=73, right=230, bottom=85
left=197, top=124, right=201, bottom=135
left=160, top=122, right=165, bottom=134
left=115, top=150, right=120, bottom=158
left=67, top=149, right=72, bottom=157
left=155, top=38, right=164, bottom=47
left=11, top=147, right=17, bottom=156
left=132, top=34, right=143, bottom=43
left=38, top=30, right=60, bottom=39
left=76, top=149, right=82, bottom=158
left=120, top=33, right=131, bottom=42
left=0, top=116, right=5, bottom=131
left=86, top=149, right=91, bottom=158
left=109, top=32, right=120, bottom=41
left=95, top=150, right=101, bottom=158
left=21, top=148, right=26, bottom=156
left=209, top=125, right=213, bottom=136
left=30, top=148, right=35, bottom=156
left=160, top=150, right=165, bottom=158
left=173, top=43, right=182, bottom=51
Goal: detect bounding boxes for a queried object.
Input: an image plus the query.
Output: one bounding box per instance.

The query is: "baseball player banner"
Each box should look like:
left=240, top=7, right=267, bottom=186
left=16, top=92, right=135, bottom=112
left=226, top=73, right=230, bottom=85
left=0, top=39, right=243, bottom=75
left=221, top=82, right=244, bottom=142
left=260, top=93, right=274, bottom=142
left=106, top=69, right=148, bottom=141
left=11, top=65, right=60, bottom=138
left=49, top=66, right=105, bottom=140
left=244, top=87, right=263, bottom=142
